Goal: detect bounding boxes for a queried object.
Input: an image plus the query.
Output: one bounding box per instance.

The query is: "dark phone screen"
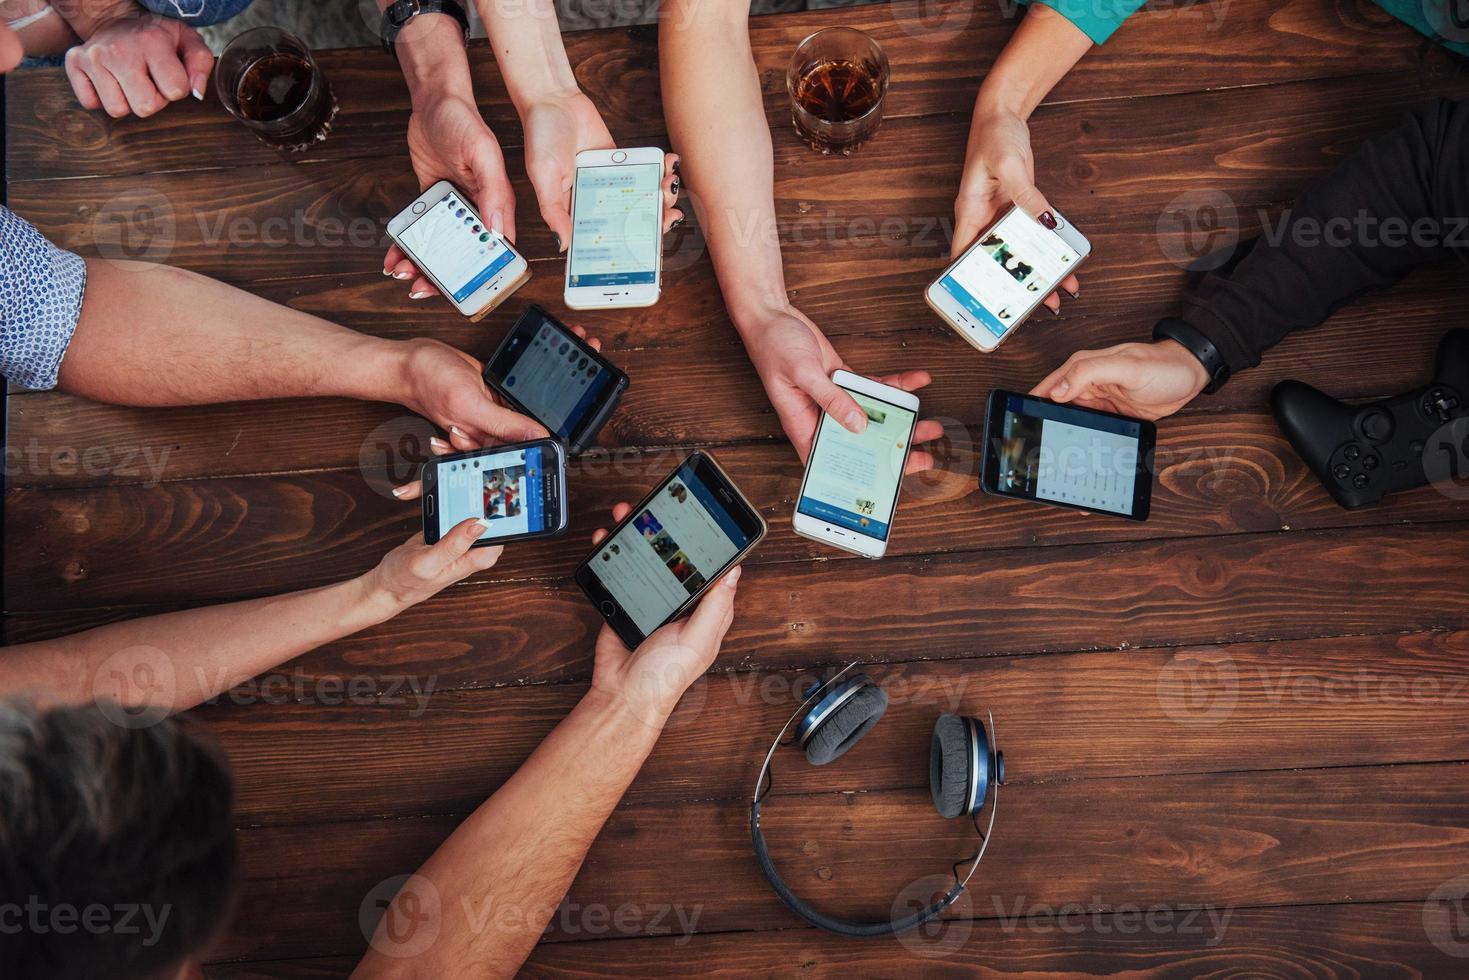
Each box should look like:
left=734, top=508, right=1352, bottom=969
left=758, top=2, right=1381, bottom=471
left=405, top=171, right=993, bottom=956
left=488, top=310, right=616, bottom=441
left=989, top=394, right=1148, bottom=517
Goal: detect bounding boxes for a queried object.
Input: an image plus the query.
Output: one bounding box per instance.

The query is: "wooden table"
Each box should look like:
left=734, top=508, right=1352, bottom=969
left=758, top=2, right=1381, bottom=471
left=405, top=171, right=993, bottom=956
left=7, top=0, right=1469, bottom=973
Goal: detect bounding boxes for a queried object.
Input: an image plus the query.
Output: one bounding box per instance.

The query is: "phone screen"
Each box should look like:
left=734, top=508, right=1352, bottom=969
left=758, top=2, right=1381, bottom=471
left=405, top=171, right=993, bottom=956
left=991, top=394, right=1144, bottom=517
left=397, top=190, right=517, bottom=303
left=797, top=390, right=918, bottom=541
left=567, top=162, right=662, bottom=287
left=490, top=311, right=617, bottom=441
left=936, top=208, right=1081, bottom=341
left=431, top=444, right=552, bottom=541
left=586, top=460, right=757, bottom=637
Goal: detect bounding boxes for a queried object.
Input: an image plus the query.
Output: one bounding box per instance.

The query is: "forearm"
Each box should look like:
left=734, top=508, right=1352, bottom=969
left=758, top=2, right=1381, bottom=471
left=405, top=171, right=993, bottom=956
left=1178, top=98, right=1469, bottom=373
left=0, top=575, right=400, bottom=711
left=382, top=4, right=476, bottom=109
left=974, top=4, right=1092, bottom=119
left=3, top=0, right=78, bottom=54
left=353, top=688, right=661, bottom=977
left=659, top=0, right=789, bottom=335
left=51, top=0, right=134, bottom=38
left=476, top=0, right=579, bottom=111
left=60, top=258, right=414, bottom=407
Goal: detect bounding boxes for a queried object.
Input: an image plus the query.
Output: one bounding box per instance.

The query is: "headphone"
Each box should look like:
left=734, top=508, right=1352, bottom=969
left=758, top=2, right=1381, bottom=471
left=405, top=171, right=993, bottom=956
left=749, top=662, right=1005, bottom=937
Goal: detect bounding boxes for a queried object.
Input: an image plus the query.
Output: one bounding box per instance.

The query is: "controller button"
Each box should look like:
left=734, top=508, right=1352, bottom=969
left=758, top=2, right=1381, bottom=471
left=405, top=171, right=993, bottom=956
left=1352, top=473, right=1370, bottom=489
left=1411, top=439, right=1425, bottom=456
left=1333, top=464, right=1351, bottom=480
left=1394, top=460, right=1408, bottom=471
left=1343, top=444, right=1361, bottom=461
left=1361, top=454, right=1380, bottom=471
left=1359, top=409, right=1394, bottom=442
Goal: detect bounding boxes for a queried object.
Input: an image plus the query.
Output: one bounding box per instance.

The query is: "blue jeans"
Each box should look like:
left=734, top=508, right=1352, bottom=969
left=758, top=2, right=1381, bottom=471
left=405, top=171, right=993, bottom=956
left=136, top=0, right=258, bottom=26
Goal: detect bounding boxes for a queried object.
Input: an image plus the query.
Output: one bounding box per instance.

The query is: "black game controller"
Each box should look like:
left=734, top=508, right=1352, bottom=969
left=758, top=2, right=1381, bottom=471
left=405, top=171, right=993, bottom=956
left=1271, top=329, right=1469, bottom=509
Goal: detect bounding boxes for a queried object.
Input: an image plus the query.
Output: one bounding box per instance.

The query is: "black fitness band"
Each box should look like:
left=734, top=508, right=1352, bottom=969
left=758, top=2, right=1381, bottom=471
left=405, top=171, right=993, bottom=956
left=381, top=0, right=470, bottom=59
left=1154, top=316, right=1232, bottom=394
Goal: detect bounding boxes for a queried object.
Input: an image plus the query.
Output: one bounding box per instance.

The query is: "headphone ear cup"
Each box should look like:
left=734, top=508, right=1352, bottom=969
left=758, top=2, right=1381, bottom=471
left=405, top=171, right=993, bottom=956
left=803, top=685, right=888, bottom=766
left=929, top=713, right=973, bottom=819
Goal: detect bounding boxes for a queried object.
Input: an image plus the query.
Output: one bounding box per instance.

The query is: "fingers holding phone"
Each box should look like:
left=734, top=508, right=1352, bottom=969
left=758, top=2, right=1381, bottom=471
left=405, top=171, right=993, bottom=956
left=366, top=519, right=505, bottom=613
left=386, top=180, right=530, bottom=317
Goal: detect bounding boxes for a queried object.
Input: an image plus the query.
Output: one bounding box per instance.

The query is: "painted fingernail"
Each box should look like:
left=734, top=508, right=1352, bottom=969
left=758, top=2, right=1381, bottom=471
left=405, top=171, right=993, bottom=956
left=1054, top=380, right=1070, bottom=397
left=471, top=518, right=491, bottom=534
left=430, top=437, right=451, bottom=451
left=671, top=212, right=686, bottom=230
left=391, top=486, right=406, bottom=498
left=672, top=159, right=681, bottom=176
left=670, top=177, right=681, bottom=196
left=845, top=409, right=867, bottom=430
left=1049, top=304, right=1060, bottom=317
left=410, top=290, right=429, bottom=300
left=191, top=74, right=207, bottom=100
left=724, top=565, right=742, bottom=588
left=1065, top=286, right=1080, bottom=299
left=394, top=270, right=412, bottom=280
left=450, top=425, right=467, bottom=439
left=1038, top=211, right=1057, bottom=230
left=382, top=267, right=394, bottom=277
left=553, top=233, right=562, bottom=252
left=490, top=211, right=504, bottom=236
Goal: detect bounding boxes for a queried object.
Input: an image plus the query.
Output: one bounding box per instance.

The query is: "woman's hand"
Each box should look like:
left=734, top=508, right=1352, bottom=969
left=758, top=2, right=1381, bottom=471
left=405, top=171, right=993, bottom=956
left=585, top=503, right=742, bottom=728
left=364, top=518, right=505, bottom=614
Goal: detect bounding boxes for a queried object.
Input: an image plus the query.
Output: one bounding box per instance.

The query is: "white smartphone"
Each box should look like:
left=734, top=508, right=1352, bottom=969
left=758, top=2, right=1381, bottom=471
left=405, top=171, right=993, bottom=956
left=791, top=370, right=920, bottom=559
left=564, top=147, right=665, bottom=310
left=925, top=205, right=1091, bottom=352
left=386, top=180, right=530, bottom=319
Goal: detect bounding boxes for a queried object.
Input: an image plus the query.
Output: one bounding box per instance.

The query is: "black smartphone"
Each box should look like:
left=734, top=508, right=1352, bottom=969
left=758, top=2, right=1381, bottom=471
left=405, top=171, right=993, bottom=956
left=421, top=439, right=569, bottom=546
left=575, top=451, right=767, bottom=648
left=483, top=305, right=630, bottom=456
left=981, top=389, right=1156, bottom=521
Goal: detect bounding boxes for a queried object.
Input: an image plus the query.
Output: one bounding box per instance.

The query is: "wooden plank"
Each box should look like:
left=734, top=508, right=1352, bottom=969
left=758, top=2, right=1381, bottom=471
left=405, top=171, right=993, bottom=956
left=5, top=260, right=1467, bottom=488
left=8, top=523, right=1469, bottom=691
left=189, top=630, right=1469, bottom=827
left=8, top=407, right=1469, bottom=608
left=199, top=899, right=1469, bottom=976
left=3, top=0, right=1432, bottom=182
left=203, top=762, right=1469, bottom=961
left=13, top=70, right=1469, bottom=289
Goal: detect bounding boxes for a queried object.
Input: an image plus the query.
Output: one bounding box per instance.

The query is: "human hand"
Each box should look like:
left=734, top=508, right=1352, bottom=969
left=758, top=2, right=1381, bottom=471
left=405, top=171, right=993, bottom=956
left=1030, top=340, right=1210, bottom=420
left=365, top=518, right=504, bottom=613
left=64, top=12, right=212, bottom=118
left=520, top=89, right=685, bottom=250
left=384, top=94, right=517, bottom=296
left=952, top=107, right=1078, bottom=314
left=390, top=327, right=605, bottom=501
left=738, top=304, right=945, bottom=470
left=586, top=502, right=741, bottom=726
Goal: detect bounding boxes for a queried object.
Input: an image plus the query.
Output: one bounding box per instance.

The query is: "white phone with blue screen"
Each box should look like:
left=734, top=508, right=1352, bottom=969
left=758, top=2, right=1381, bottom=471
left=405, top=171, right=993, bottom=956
left=791, top=371, right=920, bottom=559
left=564, top=147, right=664, bottom=310
left=387, top=180, right=530, bottom=319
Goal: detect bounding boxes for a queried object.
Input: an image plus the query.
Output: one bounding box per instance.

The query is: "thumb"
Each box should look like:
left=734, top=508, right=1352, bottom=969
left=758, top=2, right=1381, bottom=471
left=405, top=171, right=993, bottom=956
left=417, top=517, right=488, bottom=578
left=1006, top=178, right=1055, bottom=227
left=177, top=25, right=214, bottom=101
left=680, top=565, right=741, bottom=654
left=472, top=400, right=549, bottom=443
left=951, top=197, right=998, bottom=259
left=469, top=142, right=517, bottom=244
left=1048, top=355, right=1119, bottom=403
left=538, top=194, right=572, bottom=254
left=799, top=367, right=868, bottom=434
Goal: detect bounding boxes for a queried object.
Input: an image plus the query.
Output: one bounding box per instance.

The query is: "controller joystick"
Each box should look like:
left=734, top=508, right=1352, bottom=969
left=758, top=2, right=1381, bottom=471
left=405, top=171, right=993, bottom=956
left=1271, top=329, right=1469, bottom=509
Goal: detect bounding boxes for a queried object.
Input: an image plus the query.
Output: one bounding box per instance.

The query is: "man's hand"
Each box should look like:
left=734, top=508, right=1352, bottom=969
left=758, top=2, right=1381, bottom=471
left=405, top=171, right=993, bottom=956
left=384, top=94, right=518, bottom=295
left=953, top=107, right=1078, bottom=314
left=1030, top=340, right=1211, bottom=420
left=364, top=518, right=505, bottom=613
left=64, top=11, right=213, bottom=118
left=394, top=337, right=549, bottom=448
left=388, top=325, right=605, bottom=501
left=586, top=503, right=742, bottom=727
left=738, top=304, right=944, bottom=469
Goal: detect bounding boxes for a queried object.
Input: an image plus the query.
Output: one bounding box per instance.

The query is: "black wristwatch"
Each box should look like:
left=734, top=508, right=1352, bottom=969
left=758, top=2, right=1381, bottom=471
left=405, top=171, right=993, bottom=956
left=1153, top=317, right=1232, bottom=394
left=381, top=0, right=470, bottom=59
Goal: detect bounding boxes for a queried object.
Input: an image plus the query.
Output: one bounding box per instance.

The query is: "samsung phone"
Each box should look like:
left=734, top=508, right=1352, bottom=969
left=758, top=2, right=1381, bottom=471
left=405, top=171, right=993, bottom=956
left=387, top=180, right=530, bottom=319
left=483, top=305, right=630, bottom=456
left=420, top=439, right=568, bottom=546
left=564, top=147, right=665, bottom=310
left=791, top=370, right=920, bottom=559
left=925, top=205, right=1091, bottom=352
left=981, top=390, right=1155, bottom=521
left=575, top=451, right=766, bottom=647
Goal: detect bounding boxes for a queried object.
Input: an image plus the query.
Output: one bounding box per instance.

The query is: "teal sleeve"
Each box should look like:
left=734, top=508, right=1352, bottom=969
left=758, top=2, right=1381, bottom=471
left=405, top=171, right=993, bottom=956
left=1021, top=0, right=1148, bottom=44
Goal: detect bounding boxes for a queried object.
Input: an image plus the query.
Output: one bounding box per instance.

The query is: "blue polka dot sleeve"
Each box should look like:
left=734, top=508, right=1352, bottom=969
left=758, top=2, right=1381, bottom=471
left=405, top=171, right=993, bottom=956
left=1, top=206, right=88, bottom=391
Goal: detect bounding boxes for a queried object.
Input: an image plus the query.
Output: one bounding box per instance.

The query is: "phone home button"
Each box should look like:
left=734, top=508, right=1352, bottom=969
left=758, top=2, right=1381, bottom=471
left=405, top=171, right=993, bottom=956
left=411, top=201, right=427, bottom=214
left=600, top=600, right=617, bottom=618
left=611, top=150, right=627, bottom=163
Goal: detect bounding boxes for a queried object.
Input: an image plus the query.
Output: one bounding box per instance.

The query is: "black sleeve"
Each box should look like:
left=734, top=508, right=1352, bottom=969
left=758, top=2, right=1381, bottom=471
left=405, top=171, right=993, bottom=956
left=1174, top=97, right=1469, bottom=375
